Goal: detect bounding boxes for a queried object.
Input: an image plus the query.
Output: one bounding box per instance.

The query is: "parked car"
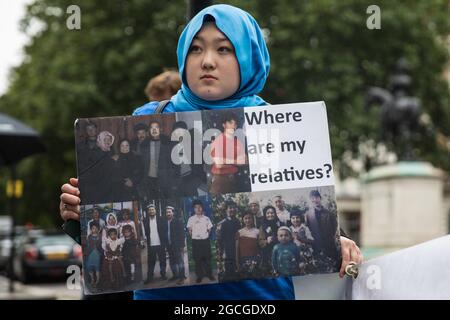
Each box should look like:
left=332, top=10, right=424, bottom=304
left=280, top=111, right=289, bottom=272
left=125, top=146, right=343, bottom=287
left=13, top=229, right=82, bottom=283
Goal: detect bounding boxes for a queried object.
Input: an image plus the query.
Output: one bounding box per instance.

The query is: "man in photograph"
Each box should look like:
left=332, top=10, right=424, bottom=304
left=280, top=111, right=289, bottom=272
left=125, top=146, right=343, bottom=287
left=165, top=205, right=187, bottom=285
left=142, top=204, right=168, bottom=283
left=139, top=120, right=175, bottom=200
left=216, top=200, right=242, bottom=281
left=131, top=122, right=148, bottom=155
left=274, top=195, right=291, bottom=225
left=306, top=190, right=340, bottom=271
left=247, top=197, right=263, bottom=228
left=171, top=121, right=206, bottom=197
left=186, top=199, right=215, bottom=283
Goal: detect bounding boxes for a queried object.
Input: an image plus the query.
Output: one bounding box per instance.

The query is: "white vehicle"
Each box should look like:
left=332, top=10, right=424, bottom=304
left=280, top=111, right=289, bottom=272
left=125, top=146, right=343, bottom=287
left=0, top=216, right=12, bottom=270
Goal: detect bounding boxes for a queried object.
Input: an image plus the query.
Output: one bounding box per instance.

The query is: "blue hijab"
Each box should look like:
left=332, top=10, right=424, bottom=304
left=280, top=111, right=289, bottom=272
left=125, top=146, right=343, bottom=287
left=169, top=4, right=270, bottom=111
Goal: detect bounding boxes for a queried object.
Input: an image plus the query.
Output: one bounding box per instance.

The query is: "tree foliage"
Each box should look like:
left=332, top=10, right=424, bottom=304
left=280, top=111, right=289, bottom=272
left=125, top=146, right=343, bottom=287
left=0, top=0, right=449, bottom=226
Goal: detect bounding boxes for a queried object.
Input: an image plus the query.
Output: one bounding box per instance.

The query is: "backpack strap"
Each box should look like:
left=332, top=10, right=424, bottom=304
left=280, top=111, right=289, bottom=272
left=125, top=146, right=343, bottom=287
left=155, top=100, right=170, bottom=114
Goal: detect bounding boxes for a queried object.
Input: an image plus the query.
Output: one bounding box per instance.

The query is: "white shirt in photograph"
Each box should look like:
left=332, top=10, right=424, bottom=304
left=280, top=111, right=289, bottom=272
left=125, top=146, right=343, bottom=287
left=276, top=208, right=290, bottom=224
left=238, top=227, right=259, bottom=239
left=187, top=214, right=213, bottom=240
left=148, top=217, right=161, bottom=246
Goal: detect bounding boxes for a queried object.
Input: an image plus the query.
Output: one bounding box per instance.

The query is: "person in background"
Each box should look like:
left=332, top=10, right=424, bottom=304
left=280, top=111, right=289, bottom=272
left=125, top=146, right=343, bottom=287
left=144, top=70, right=181, bottom=101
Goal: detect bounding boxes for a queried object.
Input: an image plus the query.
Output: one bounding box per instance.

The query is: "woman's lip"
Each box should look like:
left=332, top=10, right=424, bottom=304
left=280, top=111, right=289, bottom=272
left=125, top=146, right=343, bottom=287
left=201, top=75, right=218, bottom=79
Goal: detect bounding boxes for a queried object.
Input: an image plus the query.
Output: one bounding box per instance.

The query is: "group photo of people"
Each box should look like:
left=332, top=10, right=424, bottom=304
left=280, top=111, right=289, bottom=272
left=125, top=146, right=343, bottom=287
left=81, top=200, right=193, bottom=294
left=80, top=203, right=143, bottom=293
left=75, top=107, right=252, bottom=207
left=211, top=187, right=342, bottom=283
left=79, top=185, right=341, bottom=294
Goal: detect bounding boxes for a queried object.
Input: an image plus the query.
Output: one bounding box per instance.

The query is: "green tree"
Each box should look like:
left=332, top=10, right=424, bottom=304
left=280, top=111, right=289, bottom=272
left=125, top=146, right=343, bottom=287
left=1, top=0, right=449, bottom=226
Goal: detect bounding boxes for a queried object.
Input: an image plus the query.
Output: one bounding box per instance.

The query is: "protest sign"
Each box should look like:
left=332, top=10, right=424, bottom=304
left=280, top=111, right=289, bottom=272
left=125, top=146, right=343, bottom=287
left=75, top=101, right=342, bottom=294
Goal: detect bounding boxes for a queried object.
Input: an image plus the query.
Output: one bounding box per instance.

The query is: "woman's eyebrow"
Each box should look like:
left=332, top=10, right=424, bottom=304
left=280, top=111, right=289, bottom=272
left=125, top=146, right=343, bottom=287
left=193, top=35, right=229, bottom=43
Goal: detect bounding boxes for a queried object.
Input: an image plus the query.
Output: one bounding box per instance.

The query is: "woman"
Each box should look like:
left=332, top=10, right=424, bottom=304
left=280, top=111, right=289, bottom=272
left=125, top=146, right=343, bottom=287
left=60, top=4, right=362, bottom=300
left=79, top=130, right=116, bottom=204
left=236, top=212, right=261, bottom=280
left=111, top=139, right=143, bottom=201
left=259, top=205, right=283, bottom=276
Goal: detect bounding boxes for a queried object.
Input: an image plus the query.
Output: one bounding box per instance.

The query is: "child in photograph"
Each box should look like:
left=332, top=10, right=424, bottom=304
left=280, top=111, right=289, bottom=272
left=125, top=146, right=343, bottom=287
left=87, top=207, right=105, bottom=236
left=271, top=227, right=301, bottom=277
left=235, top=212, right=261, bottom=280
left=103, top=212, right=120, bottom=242
left=101, top=227, right=126, bottom=290
left=121, top=224, right=139, bottom=283
left=85, top=221, right=103, bottom=289
left=290, top=208, right=315, bottom=274
left=209, top=112, right=247, bottom=195
left=259, top=205, right=284, bottom=276
left=290, top=208, right=314, bottom=247
left=118, top=208, right=137, bottom=238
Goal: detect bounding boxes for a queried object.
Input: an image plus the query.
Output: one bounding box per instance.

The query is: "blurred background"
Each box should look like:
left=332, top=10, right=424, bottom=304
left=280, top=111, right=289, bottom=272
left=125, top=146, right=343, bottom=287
left=0, top=0, right=449, bottom=299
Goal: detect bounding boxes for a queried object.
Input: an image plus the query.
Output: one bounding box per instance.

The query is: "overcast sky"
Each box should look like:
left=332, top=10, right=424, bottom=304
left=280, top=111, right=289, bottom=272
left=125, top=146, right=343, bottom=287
left=0, top=0, right=33, bottom=95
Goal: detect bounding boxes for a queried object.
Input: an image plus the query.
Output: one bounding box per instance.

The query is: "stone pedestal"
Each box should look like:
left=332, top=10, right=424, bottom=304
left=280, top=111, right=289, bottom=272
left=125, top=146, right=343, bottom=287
left=361, top=162, right=447, bottom=249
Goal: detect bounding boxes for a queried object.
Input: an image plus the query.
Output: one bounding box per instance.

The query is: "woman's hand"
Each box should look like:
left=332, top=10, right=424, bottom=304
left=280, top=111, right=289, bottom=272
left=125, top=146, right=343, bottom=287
left=59, top=178, right=81, bottom=222
left=339, top=236, right=363, bottom=278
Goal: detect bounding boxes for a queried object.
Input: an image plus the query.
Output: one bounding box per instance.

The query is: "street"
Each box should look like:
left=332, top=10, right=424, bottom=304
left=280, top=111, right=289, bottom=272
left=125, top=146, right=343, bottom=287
left=0, top=273, right=82, bottom=300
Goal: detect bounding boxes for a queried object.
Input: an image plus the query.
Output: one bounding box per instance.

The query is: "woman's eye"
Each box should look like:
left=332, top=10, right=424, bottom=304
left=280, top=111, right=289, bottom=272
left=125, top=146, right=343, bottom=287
left=189, top=45, right=201, bottom=53
left=218, top=46, right=232, bottom=53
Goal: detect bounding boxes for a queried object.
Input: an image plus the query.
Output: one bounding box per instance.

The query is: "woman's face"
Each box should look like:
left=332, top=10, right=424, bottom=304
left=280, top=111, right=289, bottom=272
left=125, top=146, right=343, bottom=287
left=108, top=215, right=116, bottom=225
left=243, top=215, right=253, bottom=227
left=104, top=135, right=113, bottom=146
left=120, top=141, right=130, bottom=154
left=265, top=208, right=275, bottom=220
left=185, top=22, right=240, bottom=101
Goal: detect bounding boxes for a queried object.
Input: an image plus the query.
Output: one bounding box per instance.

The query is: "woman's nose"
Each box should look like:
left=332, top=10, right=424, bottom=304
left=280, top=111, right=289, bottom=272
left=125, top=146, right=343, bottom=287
left=201, top=50, right=216, bottom=70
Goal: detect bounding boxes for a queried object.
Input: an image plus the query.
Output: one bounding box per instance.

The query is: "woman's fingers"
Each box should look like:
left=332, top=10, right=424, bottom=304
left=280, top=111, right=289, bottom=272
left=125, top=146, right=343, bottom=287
left=339, top=236, right=363, bottom=278
left=61, top=182, right=80, bottom=196
left=339, top=238, right=351, bottom=277
left=59, top=200, right=80, bottom=221
left=69, top=177, right=79, bottom=187
left=59, top=178, right=81, bottom=222
left=60, top=192, right=80, bottom=206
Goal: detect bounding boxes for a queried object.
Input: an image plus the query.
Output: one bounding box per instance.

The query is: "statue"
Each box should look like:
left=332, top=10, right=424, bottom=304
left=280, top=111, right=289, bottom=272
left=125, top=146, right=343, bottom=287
left=365, top=58, right=421, bottom=161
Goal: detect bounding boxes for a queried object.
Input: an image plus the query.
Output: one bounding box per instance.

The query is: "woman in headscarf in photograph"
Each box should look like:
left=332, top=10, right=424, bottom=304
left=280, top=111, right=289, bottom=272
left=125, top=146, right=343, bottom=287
left=96, top=131, right=115, bottom=152
left=79, top=131, right=117, bottom=204
left=259, top=205, right=284, bottom=276
left=111, top=139, right=144, bottom=201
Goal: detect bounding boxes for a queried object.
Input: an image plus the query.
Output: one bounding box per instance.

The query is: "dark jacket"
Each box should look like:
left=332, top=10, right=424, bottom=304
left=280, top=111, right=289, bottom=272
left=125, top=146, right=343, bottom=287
left=143, top=215, right=168, bottom=247
left=141, top=135, right=174, bottom=180
left=166, top=218, right=186, bottom=249
left=171, top=127, right=206, bottom=196
left=111, top=151, right=144, bottom=201
left=306, top=206, right=339, bottom=259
